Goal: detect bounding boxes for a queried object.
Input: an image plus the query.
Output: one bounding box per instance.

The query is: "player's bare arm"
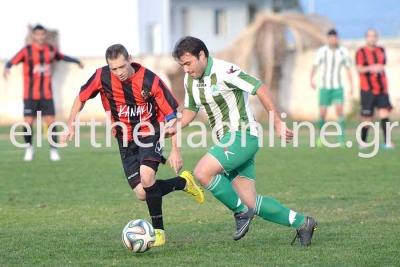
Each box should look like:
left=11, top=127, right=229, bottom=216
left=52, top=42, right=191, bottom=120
left=357, top=64, right=384, bottom=74
left=256, top=84, right=293, bottom=142
left=164, top=109, right=198, bottom=138
left=61, top=95, right=86, bottom=145
left=3, top=68, right=10, bottom=79
left=310, top=66, right=317, bottom=90
left=168, top=131, right=183, bottom=174
left=346, top=68, right=354, bottom=95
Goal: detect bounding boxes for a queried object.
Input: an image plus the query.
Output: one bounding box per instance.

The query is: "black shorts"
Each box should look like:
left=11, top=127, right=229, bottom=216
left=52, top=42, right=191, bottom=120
left=23, top=99, right=55, bottom=116
left=360, top=90, right=392, bottom=117
left=118, top=134, right=166, bottom=189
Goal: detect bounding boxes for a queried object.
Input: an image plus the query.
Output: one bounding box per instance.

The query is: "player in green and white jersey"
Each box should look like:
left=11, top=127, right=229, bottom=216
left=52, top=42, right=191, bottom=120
left=166, top=36, right=317, bottom=246
left=310, top=29, right=354, bottom=146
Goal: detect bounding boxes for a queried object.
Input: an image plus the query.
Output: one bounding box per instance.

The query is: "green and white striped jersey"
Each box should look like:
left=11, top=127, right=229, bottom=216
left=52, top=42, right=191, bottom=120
left=313, top=45, right=351, bottom=89
left=184, top=57, right=262, bottom=139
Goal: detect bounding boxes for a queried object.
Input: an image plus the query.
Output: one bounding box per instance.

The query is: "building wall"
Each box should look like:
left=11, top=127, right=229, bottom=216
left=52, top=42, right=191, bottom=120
left=0, top=0, right=141, bottom=59
left=137, top=0, right=170, bottom=55
left=170, top=0, right=250, bottom=52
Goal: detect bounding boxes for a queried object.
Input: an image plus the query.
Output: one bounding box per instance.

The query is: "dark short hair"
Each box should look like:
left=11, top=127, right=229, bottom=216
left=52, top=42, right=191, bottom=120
left=172, top=36, right=209, bottom=60
left=327, top=29, right=337, bottom=36
left=33, top=24, right=46, bottom=32
left=105, top=44, right=129, bottom=62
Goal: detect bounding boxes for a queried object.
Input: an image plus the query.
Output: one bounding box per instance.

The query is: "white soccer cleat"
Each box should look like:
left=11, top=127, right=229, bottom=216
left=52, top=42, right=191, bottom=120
left=23, top=146, right=35, bottom=161
left=50, top=148, right=61, bottom=161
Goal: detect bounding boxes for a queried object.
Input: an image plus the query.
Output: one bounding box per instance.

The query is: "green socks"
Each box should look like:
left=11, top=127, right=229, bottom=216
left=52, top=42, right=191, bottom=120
left=317, top=118, right=325, bottom=131
left=205, top=174, right=247, bottom=214
left=254, top=196, right=306, bottom=230
left=338, top=116, right=345, bottom=143
left=205, top=176, right=307, bottom=230
left=318, top=117, right=345, bottom=143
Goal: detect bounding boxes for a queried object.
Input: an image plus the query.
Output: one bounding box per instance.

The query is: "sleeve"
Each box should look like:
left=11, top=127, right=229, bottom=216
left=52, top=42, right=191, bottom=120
left=54, top=47, right=66, bottom=61
left=355, top=49, right=365, bottom=66
left=380, top=47, right=386, bottom=65
left=184, top=75, right=199, bottom=112
left=342, top=48, right=352, bottom=68
left=222, top=63, right=262, bottom=95
left=62, top=56, right=81, bottom=64
left=79, top=69, right=102, bottom=101
left=7, top=48, right=26, bottom=67
left=153, top=77, right=180, bottom=122
left=312, top=47, right=323, bottom=67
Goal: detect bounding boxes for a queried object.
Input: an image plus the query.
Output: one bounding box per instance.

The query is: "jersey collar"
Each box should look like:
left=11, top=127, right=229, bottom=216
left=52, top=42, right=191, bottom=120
left=200, top=56, right=213, bottom=79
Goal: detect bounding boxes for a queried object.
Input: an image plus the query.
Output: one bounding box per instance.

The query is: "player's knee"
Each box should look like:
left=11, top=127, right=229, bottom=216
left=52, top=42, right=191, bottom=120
left=132, top=184, right=146, bottom=201
left=193, top=168, right=209, bottom=186
left=134, top=190, right=146, bottom=201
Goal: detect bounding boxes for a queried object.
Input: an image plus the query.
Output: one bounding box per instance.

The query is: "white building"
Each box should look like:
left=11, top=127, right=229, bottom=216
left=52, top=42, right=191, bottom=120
left=0, top=0, right=300, bottom=59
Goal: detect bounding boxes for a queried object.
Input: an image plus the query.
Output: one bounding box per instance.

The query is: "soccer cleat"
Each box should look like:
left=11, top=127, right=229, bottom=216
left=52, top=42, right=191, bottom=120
left=381, top=142, right=395, bottom=150
left=154, top=229, right=165, bottom=247
left=358, top=145, right=368, bottom=150
left=316, top=138, right=323, bottom=148
left=180, top=171, right=205, bottom=204
left=23, top=146, right=35, bottom=161
left=291, top=216, right=318, bottom=246
left=233, top=207, right=254, bottom=241
left=50, top=148, right=61, bottom=161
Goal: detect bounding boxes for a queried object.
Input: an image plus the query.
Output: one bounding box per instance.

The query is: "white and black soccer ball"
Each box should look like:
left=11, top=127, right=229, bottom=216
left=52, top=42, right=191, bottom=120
left=122, top=219, right=156, bottom=253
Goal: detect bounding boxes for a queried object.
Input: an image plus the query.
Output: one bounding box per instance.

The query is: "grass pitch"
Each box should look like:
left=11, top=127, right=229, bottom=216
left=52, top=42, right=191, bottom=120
left=0, top=124, right=399, bottom=266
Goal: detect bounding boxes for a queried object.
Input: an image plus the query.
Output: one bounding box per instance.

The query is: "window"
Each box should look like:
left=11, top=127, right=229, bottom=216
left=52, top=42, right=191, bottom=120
left=170, top=7, right=175, bottom=33
left=214, top=9, right=227, bottom=36
left=147, top=23, right=162, bottom=54
left=248, top=4, right=257, bottom=24
left=182, top=8, right=190, bottom=36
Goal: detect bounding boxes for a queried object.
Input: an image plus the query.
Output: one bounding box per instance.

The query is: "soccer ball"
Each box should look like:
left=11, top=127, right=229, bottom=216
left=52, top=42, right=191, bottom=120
left=122, top=219, right=156, bottom=253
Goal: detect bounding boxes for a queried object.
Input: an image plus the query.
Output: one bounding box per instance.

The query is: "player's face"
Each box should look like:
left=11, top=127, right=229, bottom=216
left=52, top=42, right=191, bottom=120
left=33, top=29, right=46, bottom=46
left=177, top=51, right=207, bottom=79
left=327, top=35, right=338, bottom=48
left=366, top=30, right=378, bottom=47
left=108, top=54, right=133, bottom=82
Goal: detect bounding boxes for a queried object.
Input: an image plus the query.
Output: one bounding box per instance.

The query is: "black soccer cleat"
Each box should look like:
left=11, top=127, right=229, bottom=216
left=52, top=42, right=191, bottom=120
left=233, top=207, right=255, bottom=241
left=291, top=216, right=318, bottom=246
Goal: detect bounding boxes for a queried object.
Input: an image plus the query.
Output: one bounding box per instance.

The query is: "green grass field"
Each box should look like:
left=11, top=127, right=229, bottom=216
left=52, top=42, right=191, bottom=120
left=0, top=125, right=399, bottom=267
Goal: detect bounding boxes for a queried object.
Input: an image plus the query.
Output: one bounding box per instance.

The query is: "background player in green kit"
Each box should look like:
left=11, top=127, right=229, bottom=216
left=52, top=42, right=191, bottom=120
left=166, top=36, right=317, bottom=246
left=310, top=29, right=354, bottom=147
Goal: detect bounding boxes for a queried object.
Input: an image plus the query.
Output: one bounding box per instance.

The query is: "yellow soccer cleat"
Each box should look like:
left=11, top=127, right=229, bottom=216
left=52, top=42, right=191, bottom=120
left=154, top=229, right=165, bottom=247
left=180, top=170, right=205, bottom=204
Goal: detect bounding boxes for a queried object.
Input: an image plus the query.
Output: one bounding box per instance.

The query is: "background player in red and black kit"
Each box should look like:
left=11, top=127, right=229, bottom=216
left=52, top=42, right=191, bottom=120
left=356, top=29, right=394, bottom=149
left=3, top=24, right=84, bottom=161
left=61, top=44, right=205, bottom=247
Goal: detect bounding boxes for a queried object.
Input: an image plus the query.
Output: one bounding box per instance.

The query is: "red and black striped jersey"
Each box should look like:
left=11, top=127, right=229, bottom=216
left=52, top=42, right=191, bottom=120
left=79, top=63, right=179, bottom=140
left=356, top=46, right=388, bottom=95
left=7, top=43, right=67, bottom=100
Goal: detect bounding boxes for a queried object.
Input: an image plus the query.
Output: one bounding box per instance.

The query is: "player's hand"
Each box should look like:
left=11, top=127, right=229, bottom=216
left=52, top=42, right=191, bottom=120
left=369, top=64, right=384, bottom=73
left=60, top=124, right=75, bottom=146
left=78, top=62, right=84, bottom=69
left=275, top=122, right=293, bottom=143
left=164, top=127, right=177, bottom=139
left=3, top=69, right=10, bottom=79
left=349, top=84, right=354, bottom=96
left=310, top=80, right=316, bottom=90
left=168, top=148, right=183, bottom=175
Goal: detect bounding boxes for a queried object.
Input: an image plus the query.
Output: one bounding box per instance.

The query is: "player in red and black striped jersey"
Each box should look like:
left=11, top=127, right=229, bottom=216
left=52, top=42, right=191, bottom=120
left=356, top=29, right=394, bottom=149
left=61, top=44, right=204, bottom=246
left=3, top=24, right=84, bottom=161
